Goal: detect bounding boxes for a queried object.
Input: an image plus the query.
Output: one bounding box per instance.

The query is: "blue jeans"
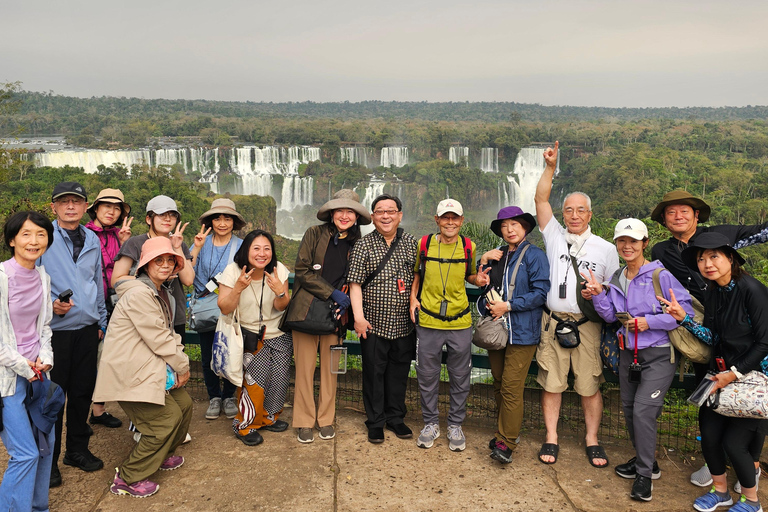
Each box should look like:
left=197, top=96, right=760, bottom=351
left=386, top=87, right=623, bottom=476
left=0, top=375, right=55, bottom=512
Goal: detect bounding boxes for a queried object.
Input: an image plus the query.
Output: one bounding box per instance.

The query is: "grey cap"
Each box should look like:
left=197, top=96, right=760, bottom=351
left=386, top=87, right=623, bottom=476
left=146, top=195, right=179, bottom=215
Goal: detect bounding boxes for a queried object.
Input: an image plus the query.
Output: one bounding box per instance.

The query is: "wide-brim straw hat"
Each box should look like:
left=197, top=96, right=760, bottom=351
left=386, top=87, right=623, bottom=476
left=87, top=188, right=131, bottom=222
left=199, top=198, right=246, bottom=231
left=651, top=190, right=711, bottom=225
left=681, top=232, right=745, bottom=272
left=490, top=206, right=537, bottom=237
left=136, top=237, right=186, bottom=274
left=317, top=189, right=372, bottom=225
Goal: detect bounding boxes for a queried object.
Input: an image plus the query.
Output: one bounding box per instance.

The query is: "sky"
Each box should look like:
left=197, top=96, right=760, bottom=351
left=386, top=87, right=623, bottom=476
left=2, top=0, right=767, bottom=108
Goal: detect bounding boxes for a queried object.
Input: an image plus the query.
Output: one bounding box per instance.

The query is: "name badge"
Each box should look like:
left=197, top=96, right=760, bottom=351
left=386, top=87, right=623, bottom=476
left=312, top=264, right=322, bottom=270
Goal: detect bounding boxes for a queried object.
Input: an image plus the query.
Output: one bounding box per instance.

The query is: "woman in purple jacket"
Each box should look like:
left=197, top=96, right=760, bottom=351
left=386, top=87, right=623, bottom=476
left=582, top=218, right=694, bottom=503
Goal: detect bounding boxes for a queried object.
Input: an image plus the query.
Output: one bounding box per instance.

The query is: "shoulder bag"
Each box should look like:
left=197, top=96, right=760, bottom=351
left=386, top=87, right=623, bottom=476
left=707, top=370, right=768, bottom=418
left=211, top=307, right=244, bottom=386
left=568, top=248, right=603, bottom=324
left=190, top=241, right=238, bottom=332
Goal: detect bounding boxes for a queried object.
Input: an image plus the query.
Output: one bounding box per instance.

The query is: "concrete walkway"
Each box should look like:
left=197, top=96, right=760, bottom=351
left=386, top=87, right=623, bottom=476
left=4, top=398, right=764, bottom=511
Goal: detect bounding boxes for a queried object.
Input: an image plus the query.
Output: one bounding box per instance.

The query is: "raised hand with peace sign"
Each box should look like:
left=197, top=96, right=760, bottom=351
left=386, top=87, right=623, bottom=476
left=118, top=216, right=134, bottom=244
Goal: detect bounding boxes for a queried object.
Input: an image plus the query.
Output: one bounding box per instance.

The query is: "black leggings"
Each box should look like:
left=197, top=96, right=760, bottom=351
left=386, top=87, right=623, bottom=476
left=700, top=405, right=765, bottom=488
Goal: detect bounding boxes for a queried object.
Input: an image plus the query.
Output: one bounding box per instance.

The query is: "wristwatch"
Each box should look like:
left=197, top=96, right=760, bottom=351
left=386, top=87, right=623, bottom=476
left=276, top=292, right=286, bottom=299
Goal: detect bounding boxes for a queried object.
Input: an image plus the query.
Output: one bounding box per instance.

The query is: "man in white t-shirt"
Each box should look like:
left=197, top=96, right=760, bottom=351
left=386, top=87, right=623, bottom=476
left=533, top=141, right=620, bottom=468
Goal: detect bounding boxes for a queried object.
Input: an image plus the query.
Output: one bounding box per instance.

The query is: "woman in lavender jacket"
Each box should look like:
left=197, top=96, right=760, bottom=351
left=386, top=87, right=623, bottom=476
left=582, top=218, right=693, bottom=503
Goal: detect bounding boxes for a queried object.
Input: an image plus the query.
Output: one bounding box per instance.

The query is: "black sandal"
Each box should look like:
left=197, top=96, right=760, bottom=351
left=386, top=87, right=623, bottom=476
left=538, top=443, right=559, bottom=464
left=585, top=445, right=609, bottom=468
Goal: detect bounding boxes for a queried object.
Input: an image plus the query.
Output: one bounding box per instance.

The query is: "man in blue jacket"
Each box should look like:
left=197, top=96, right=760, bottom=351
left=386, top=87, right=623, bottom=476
left=39, top=182, right=107, bottom=488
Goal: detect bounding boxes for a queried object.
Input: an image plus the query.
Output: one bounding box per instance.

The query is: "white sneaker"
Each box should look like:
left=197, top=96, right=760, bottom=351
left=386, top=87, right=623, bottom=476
left=735, top=466, right=761, bottom=494
left=416, top=423, right=440, bottom=449
left=183, top=433, right=192, bottom=444
left=691, top=464, right=713, bottom=487
left=447, top=424, right=466, bottom=452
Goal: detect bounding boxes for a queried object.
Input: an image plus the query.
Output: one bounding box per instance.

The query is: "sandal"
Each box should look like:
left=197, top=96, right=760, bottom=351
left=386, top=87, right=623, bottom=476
left=538, top=443, right=559, bottom=464
left=586, top=445, right=609, bottom=468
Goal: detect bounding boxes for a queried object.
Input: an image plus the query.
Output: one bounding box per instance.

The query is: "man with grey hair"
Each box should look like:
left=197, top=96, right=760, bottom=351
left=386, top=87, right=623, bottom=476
left=533, top=142, right=620, bottom=468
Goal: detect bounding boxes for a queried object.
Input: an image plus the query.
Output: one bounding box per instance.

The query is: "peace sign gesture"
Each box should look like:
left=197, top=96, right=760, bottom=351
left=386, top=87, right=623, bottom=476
left=265, top=267, right=284, bottom=295
left=580, top=268, right=603, bottom=296
left=543, top=140, right=559, bottom=169
left=235, top=266, right=255, bottom=293
left=170, top=222, right=189, bottom=251
left=194, top=224, right=212, bottom=249
left=656, top=288, right=687, bottom=322
left=118, top=216, right=134, bottom=244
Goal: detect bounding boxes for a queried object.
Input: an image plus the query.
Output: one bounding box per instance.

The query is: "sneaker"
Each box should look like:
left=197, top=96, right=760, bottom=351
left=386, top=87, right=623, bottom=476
left=205, top=398, right=222, bottom=419
left=490, top=440, right=513, bottom=464
left=222, top=397, right=238, bottom=419
left=50, top=464, right=62, bottom=488
left=89, top=411, right=122, bottom=428
left=735, top=467, right=761, bottom=494
left=730, top=495, right=763, bottom=512
left=63, top=450, right=104, bottom=472
left=692, top=464, right=714, bottom=487
left=318, top=425, right=335, bottom=440
left=385, top=422, right=413, bottom=439
left=417, top=423, right=440, bottom=449
left=615, top=456, right=661, bottom=480
left=110, top=468, right=159, bottom=498
left=297, top=428, right=314, bottom=444
left=630, top=474, right=653, bottom=502
left=236, top=430, right=263, bottom=446
left=183, top=433, right=192, bottom=444
left=693, top=486, right=734, bottom=512
left=159, top=455, right=184, bottom=471
left=260, top=420, right=289, bottom=432
left=133, top=432, right=142, bottom=443
left=447, top=424, right=466, bottom=452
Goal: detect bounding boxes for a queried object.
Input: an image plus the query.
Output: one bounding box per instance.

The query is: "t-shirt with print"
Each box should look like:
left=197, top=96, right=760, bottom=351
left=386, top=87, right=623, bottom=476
left=218, top=261, right=290, bottom=339
left=413, top=235, right=476, bottom=330
left=540, top=219, right=619, bottom=313
left=116, top=234, right=193, bottom=326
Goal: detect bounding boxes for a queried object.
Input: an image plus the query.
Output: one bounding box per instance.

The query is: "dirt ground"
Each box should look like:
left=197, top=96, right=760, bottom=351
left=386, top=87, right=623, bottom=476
left=3, top=395, right=767, bottom=512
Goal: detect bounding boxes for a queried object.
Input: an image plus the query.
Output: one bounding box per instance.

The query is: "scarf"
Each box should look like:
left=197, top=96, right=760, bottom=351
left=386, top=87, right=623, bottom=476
left=85, top=220, right=121, bottom=296
left=564, top=225, right=592, bottom=259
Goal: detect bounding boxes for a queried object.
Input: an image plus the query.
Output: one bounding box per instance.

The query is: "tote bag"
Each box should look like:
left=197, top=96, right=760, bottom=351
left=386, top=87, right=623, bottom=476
left=211, top=308, right=244, bottom=386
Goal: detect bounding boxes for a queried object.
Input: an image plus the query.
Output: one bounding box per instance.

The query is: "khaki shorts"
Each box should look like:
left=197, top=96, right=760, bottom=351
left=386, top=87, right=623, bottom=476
left=535, top=311, right=604, bottom=396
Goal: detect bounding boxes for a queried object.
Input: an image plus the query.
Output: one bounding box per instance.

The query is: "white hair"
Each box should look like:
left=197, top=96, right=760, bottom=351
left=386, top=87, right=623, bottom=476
left=562, top=192, right=592, bottom=211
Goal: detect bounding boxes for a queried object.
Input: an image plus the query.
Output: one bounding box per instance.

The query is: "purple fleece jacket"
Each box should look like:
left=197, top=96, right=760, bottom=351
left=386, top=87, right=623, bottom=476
left=592, top=260, right=694, bottom=350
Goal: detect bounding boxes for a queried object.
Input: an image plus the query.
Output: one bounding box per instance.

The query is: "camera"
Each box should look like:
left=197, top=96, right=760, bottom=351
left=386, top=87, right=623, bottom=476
left=205, top=277, right=219, bottom=294
left=558, top=283, right=567, bottom=299
left=628, top=362, right=643, bottom=383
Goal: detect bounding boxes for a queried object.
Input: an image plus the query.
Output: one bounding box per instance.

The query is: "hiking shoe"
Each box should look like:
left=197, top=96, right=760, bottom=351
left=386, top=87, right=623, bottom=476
left=417, top=423, right=440, bottom=449
left=615, top=456, right=661, bottom=480
left=50, top=464, right=62, bottom=488
left=159, top=455, right=184, bottom=471
left=490, top=440, right=513, bottom=464
left=693, top=486, right=734, bottom=512
left=63, top=450, right=104, bottom=472
left=735, top=467, right=761, bottom=494
left=447, top=424, right=466, bottom=452
left=260, top=420, right=289, bottom=432
left=236, top=430, right=263, bottom=446
left=222, top=397, right=238, bottom=419
left=89, top=411, right=122, bottom=428
left=318, top=425, right=335, bottom=440
left=630, top=474, right=653, bottom=502
left=297, top=428, right=314, bottom=444
left=730, top=495, right=763, bottom=512
left=110, top=468, right=159, bottom=498
left=205, top=398, right=222, bottom=419
left=692, top=464, right=714, bottom=487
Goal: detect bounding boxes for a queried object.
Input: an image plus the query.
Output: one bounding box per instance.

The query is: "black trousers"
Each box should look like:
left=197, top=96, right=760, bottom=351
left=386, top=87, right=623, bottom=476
left=360, top=331, right=415, bottom=429
left=700, top=405, right=765, bottom=488
left=50, top=324, right=100, bottom=463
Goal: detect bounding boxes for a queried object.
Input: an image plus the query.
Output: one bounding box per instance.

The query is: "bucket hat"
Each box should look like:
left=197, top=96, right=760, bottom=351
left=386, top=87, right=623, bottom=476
left=490, top=206, right=536, bottom=237
left=136, top=237, right=185, bottom=274
left=651, top=190, right=711, bottom=224
left=87, top=188, right=131, bottom=222
left=317, top=189, right=372, bottom=225
left=199, top=198, right=246, bottom=230
left=681, top=232, right=745, bottom=272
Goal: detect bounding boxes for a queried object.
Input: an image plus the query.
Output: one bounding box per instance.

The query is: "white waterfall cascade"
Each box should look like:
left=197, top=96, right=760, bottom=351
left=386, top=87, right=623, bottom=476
left=380, top=147, right=408, bottom=168
left=449, top=146, right=469, bottom=167
left=360, top=181, right=386, bottom=212
left=33, top=149, right=152, bottom=173
left=480, top=148, right=499, bottom=173
left=340, top=147, right=374, bottom=168
left=499, top=147, right=547, bottom=213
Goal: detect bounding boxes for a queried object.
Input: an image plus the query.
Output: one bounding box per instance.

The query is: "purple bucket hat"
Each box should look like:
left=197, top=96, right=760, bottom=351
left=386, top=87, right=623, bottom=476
left=490, top=206, right=537, bottom=237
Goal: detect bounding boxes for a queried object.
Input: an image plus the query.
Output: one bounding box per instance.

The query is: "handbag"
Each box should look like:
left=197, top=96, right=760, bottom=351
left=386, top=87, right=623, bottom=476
left=707, top=370, right=768, bottom=418
left=472, top=245, right=530, bottom=351
left=189, top=294, right=220, bottom=332
left=568, top=249, right=603, bottom=324
left=280, top=289, right=339, bottom=335
left=600, top=321, right=621, bottom=375
left=211, top=307, right=244, bottom=386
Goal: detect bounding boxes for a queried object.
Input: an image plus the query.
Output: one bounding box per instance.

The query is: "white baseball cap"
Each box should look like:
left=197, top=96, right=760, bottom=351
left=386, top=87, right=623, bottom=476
left=613, top=218, right=648, bottom=240
left=436, top=198, right=463, bottom=217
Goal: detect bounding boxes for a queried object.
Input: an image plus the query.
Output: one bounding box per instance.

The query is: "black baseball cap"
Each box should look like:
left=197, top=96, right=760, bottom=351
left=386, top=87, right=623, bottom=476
left=52, top=182, right=87, bottom=202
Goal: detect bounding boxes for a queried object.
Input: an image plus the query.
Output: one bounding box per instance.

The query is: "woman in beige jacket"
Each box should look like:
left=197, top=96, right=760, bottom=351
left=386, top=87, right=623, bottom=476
left=93, top=236, right=191, bottom=498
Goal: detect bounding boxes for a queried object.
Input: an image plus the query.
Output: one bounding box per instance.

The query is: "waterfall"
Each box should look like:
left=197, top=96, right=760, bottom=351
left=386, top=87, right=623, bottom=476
left=502, top=147, right=546, bottom=213
left=449, top=146, right=469, bottom=167
left=480, top=148, right=498, bottom=173
left=340, top=147, right=374, bottom=168
left=360, top=182, right=386, bottom=212
left=33, top=149, right=152, bottom=174
left=380, top=147, right=408, bottom=168
left=280, top=175, right=314, bottom=211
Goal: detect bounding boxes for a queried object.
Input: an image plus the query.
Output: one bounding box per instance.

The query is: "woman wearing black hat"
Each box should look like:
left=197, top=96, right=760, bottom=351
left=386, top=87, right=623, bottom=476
left=662, top=232, right=768, bottom=512
left=477, top=206, right=550, bottom=464
left=284, top=189, right=371, bottom=444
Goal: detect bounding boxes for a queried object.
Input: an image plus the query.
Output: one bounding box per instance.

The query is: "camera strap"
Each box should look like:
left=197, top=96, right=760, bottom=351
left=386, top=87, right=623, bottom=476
left=633, top=318, right=639, bottom=364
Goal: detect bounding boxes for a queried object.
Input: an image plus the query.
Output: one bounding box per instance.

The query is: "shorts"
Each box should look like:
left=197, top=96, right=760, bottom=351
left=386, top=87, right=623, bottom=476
left=535, top=310, right=604, bottom=396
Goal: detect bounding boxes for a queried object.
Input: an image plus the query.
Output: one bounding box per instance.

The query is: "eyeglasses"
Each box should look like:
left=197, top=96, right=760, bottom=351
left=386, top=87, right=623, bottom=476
left=152, top=256, right=177, bottom=267
left=373, top=209, right=400, bottom=216
left=56, top=198, right=85, bottom=205
left=154, top=212, right=179, bottom=219
left=563, top=207, right=590, bottom=216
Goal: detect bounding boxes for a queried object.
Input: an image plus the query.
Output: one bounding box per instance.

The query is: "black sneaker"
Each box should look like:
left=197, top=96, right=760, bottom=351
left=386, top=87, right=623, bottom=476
left=385, top=422, right=413, bottom=439
left=615, top=456, right=661, bottom=480
left=258, top=419, right=289, bottom=432
left=490, top=441, right=513, bottom=464
left=630, top=475, right=653, bottom=502
left=368, top=427, right=385, bottom=444
left=236, top=430, right=263, bottom=446
left=63, top=450, right=104, bottom=472
left=89, top=411, right=123, bottom=428
left=488, top=437, right=497, bottom=450
left=50, top=464, right=62, bottom=488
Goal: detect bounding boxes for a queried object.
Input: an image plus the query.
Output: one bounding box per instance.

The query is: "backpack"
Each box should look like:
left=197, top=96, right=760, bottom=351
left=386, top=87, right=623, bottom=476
left=416, top=234, right=473, bottom=322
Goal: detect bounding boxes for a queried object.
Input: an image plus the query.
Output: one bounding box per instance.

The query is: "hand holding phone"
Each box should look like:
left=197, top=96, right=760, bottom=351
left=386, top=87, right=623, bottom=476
left=56, top=289, right=74, bottom=318
left=615, top=312, right=634, bottom=324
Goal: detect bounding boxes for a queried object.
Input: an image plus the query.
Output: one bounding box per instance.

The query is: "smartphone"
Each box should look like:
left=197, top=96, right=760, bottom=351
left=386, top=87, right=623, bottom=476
left=615, top=312, right=634, bottom=324
left=484, top=288, right=502, bottom=303
left=57, top=289, right=73, bottom=317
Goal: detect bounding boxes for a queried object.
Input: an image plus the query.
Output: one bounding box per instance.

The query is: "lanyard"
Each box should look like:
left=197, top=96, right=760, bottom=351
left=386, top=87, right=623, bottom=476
left=206, top=235, right=232, bottom=279
left=249, top=277, right=266, bottom=327
left=633, top=318, right=639, bottom=364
